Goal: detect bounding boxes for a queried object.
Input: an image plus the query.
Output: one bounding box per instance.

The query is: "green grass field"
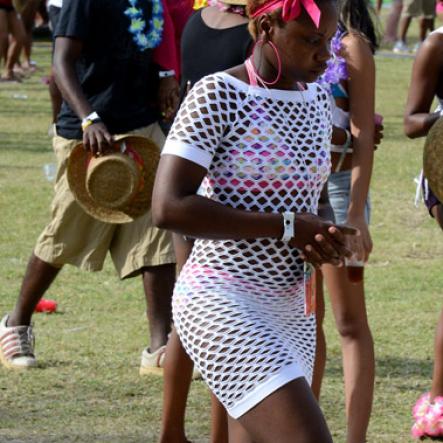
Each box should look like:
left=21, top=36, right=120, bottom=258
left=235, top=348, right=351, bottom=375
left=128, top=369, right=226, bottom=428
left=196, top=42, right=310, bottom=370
left=1, top=40, right=443, bottom=443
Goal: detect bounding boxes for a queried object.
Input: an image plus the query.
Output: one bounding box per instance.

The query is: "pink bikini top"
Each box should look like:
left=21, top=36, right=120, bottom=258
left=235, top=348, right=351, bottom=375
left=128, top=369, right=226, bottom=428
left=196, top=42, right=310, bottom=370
left=245, top=58, right=259, bottom=86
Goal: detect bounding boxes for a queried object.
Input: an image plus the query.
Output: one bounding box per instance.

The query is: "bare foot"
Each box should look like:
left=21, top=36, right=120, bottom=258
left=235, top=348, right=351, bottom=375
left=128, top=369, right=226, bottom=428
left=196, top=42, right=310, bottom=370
left=0, top=72, right=22, bottom=82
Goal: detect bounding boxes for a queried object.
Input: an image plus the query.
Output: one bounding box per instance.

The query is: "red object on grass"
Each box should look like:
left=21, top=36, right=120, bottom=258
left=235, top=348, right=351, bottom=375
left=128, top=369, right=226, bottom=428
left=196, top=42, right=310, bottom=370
left=35, top=299, right=57, bottom=313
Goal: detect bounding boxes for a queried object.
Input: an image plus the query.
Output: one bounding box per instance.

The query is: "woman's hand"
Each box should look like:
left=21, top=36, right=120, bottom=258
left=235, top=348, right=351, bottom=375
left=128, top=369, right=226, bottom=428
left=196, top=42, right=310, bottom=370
left=158, top=76, right=179, bottom=121
left=346, top=214, right=372, bottom=262
left=289, top=213, right=358, bottom=268
left=374, top=120, right=384, bottom=149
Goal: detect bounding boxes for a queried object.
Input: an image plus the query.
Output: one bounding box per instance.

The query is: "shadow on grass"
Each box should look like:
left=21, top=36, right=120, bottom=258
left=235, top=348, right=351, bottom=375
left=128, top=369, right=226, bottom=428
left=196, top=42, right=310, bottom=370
left=0, top=143, right=51, bottom=153
left=326, top=355, right=433, bottom=379
left=37, top=358, right=72, bottom=370
left=0, top=434, right=161, bottom=443
left=0, top=164, right=41, bottom=170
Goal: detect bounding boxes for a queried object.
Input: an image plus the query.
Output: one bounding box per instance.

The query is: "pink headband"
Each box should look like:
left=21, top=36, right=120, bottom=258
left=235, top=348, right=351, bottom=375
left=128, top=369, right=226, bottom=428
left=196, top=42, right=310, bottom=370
left=250, top=0, right=321, bottom=28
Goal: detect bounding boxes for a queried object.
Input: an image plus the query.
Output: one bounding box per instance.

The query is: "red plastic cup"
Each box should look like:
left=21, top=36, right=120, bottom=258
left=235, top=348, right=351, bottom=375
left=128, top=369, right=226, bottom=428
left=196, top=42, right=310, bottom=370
left=35, top=299, right=58, bottom=313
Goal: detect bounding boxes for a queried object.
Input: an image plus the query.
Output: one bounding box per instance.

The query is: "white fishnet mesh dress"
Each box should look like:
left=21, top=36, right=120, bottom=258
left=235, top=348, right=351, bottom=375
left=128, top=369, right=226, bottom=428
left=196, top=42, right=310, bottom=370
left=163, top=72, right=331, bottom=418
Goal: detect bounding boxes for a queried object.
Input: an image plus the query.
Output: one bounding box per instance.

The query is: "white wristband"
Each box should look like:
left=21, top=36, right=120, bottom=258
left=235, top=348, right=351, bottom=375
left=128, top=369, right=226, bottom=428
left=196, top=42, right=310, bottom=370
left=159, top=69, right=175, bottom=78
left=281, top=212, right=295, bottom=242
left=81, top=111, right=100, bottom=129
left=82, top=111, right=100, bottom=124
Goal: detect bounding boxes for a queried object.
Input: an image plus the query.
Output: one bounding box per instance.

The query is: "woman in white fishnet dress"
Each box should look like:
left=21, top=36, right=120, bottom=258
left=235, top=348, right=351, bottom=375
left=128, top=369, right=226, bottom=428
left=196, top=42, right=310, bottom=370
left=153, top=0, right=358, bottom=440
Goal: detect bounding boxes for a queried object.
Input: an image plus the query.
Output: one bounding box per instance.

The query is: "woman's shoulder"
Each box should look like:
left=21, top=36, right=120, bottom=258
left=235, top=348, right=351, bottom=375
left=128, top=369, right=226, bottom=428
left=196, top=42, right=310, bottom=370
left=422, top=30, right=443, bottom=54
left=413, top=31, right=443, bottom=75
left=191, top=72, right=246, bottom=98
left=340, top=31, right=373, bottom=56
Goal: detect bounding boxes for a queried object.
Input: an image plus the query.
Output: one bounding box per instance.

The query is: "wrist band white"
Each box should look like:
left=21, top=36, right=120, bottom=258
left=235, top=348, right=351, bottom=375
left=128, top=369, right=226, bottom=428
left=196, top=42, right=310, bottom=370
left=81, top=111, right=101, bottom=131
left=159, top=69, right=175, bottom=78
left=82, top=112, right=99, bottom=125
left=281, top=212, right=295, bottom=242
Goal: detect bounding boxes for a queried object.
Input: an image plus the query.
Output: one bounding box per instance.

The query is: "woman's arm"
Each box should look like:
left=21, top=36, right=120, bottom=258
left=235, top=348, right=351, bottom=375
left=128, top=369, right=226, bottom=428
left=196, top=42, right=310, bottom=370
left=152, top=154, right=356, bottom=267
left=404, top=33, right=443, bottom=139
left=341, top=33, right=376, bottom=260
left=153, top=155, right=283, bottom=239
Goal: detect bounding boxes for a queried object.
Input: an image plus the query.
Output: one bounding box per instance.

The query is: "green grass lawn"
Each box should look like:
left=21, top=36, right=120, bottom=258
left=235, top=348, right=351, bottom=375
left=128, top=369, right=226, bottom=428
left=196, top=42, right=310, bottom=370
left=1, top=41, right=443, bottom=443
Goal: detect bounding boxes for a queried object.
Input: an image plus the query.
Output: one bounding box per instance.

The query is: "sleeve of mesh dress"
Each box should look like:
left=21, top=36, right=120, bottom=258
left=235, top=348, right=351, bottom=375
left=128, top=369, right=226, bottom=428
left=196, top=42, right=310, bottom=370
left=318, top=84, right=333, bottom=139
left=162, top=74, right=230, bottom=170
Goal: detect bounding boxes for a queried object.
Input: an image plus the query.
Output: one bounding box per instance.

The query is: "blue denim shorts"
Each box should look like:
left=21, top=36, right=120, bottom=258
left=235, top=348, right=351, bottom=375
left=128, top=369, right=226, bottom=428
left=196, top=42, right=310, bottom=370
left=421, top=176, right=441, bottom=217
left=327, top=170, right=371, bottom=225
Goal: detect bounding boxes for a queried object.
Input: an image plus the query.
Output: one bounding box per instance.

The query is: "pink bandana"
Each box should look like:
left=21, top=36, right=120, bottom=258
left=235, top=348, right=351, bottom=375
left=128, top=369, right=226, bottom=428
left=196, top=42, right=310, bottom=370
left=251, top=0, right=321, bottom=28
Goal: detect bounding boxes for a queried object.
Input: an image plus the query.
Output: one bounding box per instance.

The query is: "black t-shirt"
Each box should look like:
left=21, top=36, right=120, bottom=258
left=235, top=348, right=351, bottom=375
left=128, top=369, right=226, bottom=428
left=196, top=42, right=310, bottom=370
left=55, top=0, right=160, bottom=139
left=180, top=9, right=252, bottom=98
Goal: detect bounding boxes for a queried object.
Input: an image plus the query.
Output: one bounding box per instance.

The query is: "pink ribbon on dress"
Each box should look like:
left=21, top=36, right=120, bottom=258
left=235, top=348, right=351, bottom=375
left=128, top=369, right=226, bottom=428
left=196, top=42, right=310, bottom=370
left=250, top=0, right=321, bottom=28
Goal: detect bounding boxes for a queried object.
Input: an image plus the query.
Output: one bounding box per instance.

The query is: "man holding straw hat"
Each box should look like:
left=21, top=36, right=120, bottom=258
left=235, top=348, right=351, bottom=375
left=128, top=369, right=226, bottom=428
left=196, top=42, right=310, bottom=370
left=0, top=0, right=179, bottom=374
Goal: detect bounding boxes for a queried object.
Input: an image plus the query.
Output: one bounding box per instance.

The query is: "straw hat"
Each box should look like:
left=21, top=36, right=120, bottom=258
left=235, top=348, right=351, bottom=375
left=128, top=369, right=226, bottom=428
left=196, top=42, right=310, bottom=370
left=219, top=0, right=247, bottom=5
left=424, top=117, right=443, bottom=203
left=67, top=135, right=160, bottom=224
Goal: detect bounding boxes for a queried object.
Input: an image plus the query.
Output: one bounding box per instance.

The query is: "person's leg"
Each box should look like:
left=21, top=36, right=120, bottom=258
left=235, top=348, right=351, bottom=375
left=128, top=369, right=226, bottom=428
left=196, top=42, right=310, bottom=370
left=437, top=1, right=443, bottom=21
left=431, top=308, right=443, bottom=400
left=7, top=254, right=62, bottom=327
left=0, top=255, right=61, bottom=369
left=422, top=16, right=435, bottom=40
left=398, top=14, right=413, bottom=42
left=159, top=328, right=194, bottom=443
left=322, top=265, right=374, bottom=443
left=0, top=10, right=8, bottom=62
left=311, top=270, right=326, bottom=401
left=227, top=417, right=253, bottom=443
left=16, top=0, right=38, bottom=70
left=430, top=204, right=443, bottom=399
left=2, top=10, right=25, bottom=80
left=411, top=203, right=443, bottom=439
left=418, top=17, right=434, bottom=42
left=384, top=0, right=404, bottom=42
left=211, top=394, right=229, bottom=443
left=234, top=377, right=333, bottom=443
left=6, top=134, right=77, bottom=330
left=141, top=263, right=175, bottom=352
left=159, top=234, right=214, bottom=443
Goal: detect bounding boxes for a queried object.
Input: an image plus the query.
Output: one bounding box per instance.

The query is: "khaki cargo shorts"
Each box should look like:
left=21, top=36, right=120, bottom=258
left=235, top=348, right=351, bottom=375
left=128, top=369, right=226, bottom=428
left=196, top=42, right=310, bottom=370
left=34, top=122, right=176, bottom=279
left=403, top=0, right=436, bottom=18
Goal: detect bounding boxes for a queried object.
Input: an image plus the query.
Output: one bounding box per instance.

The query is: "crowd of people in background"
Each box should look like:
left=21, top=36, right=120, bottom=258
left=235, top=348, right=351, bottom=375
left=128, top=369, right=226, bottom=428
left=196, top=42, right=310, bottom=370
left=376, top=0, right=443, bottom=52
left=0, top=0, right=46, bottom=80
left=2, top=0, right=443, bottom=83
left=1, top=0, right=443, bottom=442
